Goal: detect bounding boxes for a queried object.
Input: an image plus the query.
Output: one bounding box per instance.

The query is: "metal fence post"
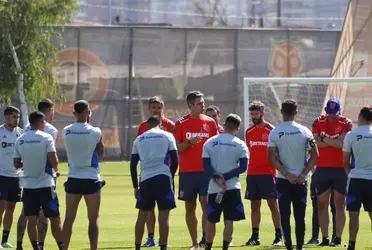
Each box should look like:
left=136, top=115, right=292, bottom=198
left=126, top=27, right=134, bottom=159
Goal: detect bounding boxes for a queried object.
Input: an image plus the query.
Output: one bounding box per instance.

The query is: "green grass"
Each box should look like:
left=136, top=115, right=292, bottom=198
left=8, top=162, right=372, bottom=249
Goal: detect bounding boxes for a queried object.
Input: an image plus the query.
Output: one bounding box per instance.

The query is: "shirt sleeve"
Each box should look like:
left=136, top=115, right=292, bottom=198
left=312, top=118, right=320, bottom=134
left=173, top=121, right=183, bottom=142
left=131, top=139, right=139, bottom=155
left=95, top=127, right=102, bottom=144
left=167, top=121, right=176, bottom=133
left=202, top=141, right=211, bottom=158
left=268, top=130, right=277, bottom=148
left=342, top=132, right=352, bottom=153
left=13, top=140, right=21, bottom=158
left=304, top=127, right=316, bottom=150
left=51, top=128, right=58, bottom=142
left=240, top=143, right=249, bottom=159
left=137, top=123, right=145, bottom=136
left=46, top=135, right=56, bottom=153
left=168, top=133, right=177, bottom=151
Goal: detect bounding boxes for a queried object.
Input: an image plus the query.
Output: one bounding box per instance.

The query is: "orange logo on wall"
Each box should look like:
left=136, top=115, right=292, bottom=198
left=270, top=41, right=303, bottom=77
left=55, top=48, right=108, bottom=116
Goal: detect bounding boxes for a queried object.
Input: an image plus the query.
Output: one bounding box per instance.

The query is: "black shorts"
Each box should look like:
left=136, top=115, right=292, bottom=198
left=313, top=167, right=347, bottom=195
left=276, top=178, right=308, bottom=204
left=136, top=175, right=176, bottom=211
left=64, top=178, right=104, bottom=195
left=178, top=172, right=209, bottom=201
left=22, top=187, right=59, bottom=218
left=346, top=178, right=372, bottom=212
left=0, top=176, right=21, bottom=203
left=245, top=175, right=277, bottom=200
left=207, top=189, right=245, bottom=223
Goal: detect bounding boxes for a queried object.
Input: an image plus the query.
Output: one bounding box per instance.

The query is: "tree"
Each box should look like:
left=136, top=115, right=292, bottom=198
left=0, top=0, right=77, bottom=126
left=194, top=0, right=228, bottom=26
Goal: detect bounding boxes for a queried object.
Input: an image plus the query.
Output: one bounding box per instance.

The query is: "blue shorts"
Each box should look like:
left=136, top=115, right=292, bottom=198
left=346, top=178, right=372, bottom=212
left=207, top=189, right=245, bottom=223
left=0, top=176, right=21, bottom=202
left=313, top=167, right=347, bottom=195
left=245, top=175, right=277, bottom=200
left=64, top=178, right=104, bottom=195
left=136, top=174, right=176, bottom=211
left=178, top=172, right=209, bottom=201
left=22, top=187, right=59, bottom=218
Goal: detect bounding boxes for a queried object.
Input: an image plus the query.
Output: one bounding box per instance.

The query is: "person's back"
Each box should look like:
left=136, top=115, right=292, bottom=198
left=25, top=122, right=57, bottom=142
left=63, top=123, right=101, bottom=180
left=134, top=128, right=175, bottom=181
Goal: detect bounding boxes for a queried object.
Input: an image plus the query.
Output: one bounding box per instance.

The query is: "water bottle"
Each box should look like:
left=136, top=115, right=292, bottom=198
left=215, top=192, right=224, bottom=204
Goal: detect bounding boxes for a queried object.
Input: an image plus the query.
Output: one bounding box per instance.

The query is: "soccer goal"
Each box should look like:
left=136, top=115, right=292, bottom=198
left=243, top=77, right=372, bottom=132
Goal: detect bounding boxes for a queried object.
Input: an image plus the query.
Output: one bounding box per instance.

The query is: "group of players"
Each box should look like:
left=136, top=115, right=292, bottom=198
left=130, top=91, right=372, bottom=250
left=0, top=99, right=104, bottom=250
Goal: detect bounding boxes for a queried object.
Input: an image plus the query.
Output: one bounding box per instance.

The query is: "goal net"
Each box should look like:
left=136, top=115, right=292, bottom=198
left=243, top=77, right=372, bottom=132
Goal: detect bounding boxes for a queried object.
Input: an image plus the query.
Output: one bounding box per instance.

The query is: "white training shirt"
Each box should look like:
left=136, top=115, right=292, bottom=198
left=132, top=128, right=177, bottom=182
left=202, top=133, right=249, bottom=194
left=63, top=123, right=102, bottom=180
left=24, top=122, right=58, bottom=142
left=268, top=121, right=315, bottom=179
left=14, top=130, right=56, bottom=188
left=0, top=125, right=23, bottom=178
left=343, top=125, right=372, bottom=180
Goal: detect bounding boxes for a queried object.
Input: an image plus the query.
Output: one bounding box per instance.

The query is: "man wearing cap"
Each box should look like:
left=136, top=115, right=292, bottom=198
left=311, top=98, right=353, bottom=247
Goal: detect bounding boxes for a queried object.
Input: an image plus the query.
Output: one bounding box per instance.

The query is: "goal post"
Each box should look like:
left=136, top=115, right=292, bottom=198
left=243, top=77, right=372, bottom=133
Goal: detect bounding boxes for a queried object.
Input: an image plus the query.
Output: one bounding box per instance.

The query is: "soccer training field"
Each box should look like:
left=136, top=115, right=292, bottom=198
left=9, top=162, right=372, bottom=249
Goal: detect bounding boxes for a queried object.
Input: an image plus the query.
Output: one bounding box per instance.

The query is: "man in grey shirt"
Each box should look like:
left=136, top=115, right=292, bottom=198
left=268, top=100, right=319, bottom=250
left=343, top=106, right=372, bottom=250
left=202, top=114, right=248, bottom=250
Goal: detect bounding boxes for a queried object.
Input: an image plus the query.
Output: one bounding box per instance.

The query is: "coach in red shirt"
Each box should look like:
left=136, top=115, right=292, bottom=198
left=312, top=98, right=352, bottom=247
left=205, top=105, right=224, bottom=133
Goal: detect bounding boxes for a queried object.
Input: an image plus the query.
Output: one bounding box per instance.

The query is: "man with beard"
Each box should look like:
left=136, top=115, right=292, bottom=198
left=0, top=106, right=23, bottom=248
left=205, top=106, right=224, bottom=133
left=244, top=101, right=282, bottom=246
left=137, top=96, right=175, bottom=248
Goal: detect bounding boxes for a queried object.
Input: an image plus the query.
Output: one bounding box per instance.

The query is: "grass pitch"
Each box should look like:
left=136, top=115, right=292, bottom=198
left=8, top=162, right=372, bottom=249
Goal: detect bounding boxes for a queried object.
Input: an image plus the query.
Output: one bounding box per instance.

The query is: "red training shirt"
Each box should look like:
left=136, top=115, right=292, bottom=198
left=174, top=114, right=218, bottom=172
left=245, top=122, right=276, bottom=175
left=137, top=116, right=175, bottom=136
left=312, top=115, right=352, bottom=168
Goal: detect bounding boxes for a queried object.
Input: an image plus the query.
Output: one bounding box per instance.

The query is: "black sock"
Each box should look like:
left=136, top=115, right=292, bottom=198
left=159, top=244, right=167, bottom=250
left=57, top=241, right=63, bottom=250
left=252, top=228, right=259, bottom=238
left=39, top=241, right=44, bottom=249
left=17, top=241, right=23, bottom=249
left=334, top=236, right=341, bottom=244
left=222, top=240, right=230, bottom=250
left=1, top=230, right=9, bottom=244
left=275, top=228, right=282, bottom=237
left=348, top=240, right=356, bottom=249
left=135, top=243, right=141, bottom=250
left=31, top=241, right=40, bottom=250
left=202, top=231, right=206, bottom=241
left=205, top=242, right=213, bottom=250
left=148, top=233, right=154, bottom=239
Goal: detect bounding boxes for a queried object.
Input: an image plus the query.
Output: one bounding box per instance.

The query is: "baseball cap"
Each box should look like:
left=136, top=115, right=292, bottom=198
left=325, top=98, right=341, bottom=115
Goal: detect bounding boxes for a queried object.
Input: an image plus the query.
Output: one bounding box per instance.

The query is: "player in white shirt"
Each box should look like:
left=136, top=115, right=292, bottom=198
left=17, top=98, right=58, bottom=250
left=130, top=115, right=178, bottom=250
left=0, top=106, right=23, bottom=249
left=61, top=100, right=104, bottom=250
left=13, top=111, right=62, bottom=250
left=202, top=114, right=248, bottom=250
left=342, top=107, right=372, bottom=250
left=268, top=100, right=319, bottom=250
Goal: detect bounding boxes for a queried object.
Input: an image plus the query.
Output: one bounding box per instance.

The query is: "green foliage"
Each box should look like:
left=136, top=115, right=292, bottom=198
left=0, top=0, right=77, bottom=107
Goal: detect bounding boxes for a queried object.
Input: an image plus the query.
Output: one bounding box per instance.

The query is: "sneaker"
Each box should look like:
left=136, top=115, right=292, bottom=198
left=272, top=237, right=283, bottom=246
left=142, top=238, right=156, bottom=247
left=1, top=243, right=14, bottom=248
left=228, top=241, right=233, bottom=247
left=189, top=245, right=199, bottom=250
left=330, top=237, right=341, bottom=247
left=198, top=239, right=205, bottom=247
left=245, top=238, right=261, bottom=246
left=318, top=238, right=330, bottom=246
left=306, top=237, right=319, bottom=245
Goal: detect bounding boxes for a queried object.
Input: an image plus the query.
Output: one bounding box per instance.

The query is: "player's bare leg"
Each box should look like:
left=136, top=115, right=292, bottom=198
left=347, top=211, right=359, bottom=250
left=16, top=207, right=27, bottom=250
left=84, top=192, right=101, bottom=250
left=205, top=221, right=216, bottom=250
left=27, top=216, right=40, bottom=250
left=2, top=201, right=17, bottom=247
left=317, top=189, right=331, bottom=245
left=185, top=200, right=198, bottom=248
left=332, top=191, right=346, bottom=246
left=246, top=200, right=261, bottom=245
left=199, top=196, right=207, bottom=246
left=135, top=210, right=149, bottom=250
left=222, top=220, right=233, bottom=250
left=158, top=210, right=170, bottom=249
left=0, top=200, right=5, bottom=229
left=62, top=193, right=82, bottom=250
left=267, top=198, right=283, bottom=245
left=142, top=209, right=156, bottom=247
left=37, top=211, right=48, bottom=249
left=49, top=216, right=62, bottom=249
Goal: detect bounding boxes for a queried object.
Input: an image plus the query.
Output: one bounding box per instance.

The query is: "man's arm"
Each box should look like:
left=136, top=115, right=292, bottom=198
left=300, top=140, right=319, bottom=177
left=97, top=137, right=104, bottom=158
left=342, top=132, right=352, bottom=174
left=268, top=147, right=290, bottom=177
left=47, top=152, right=59, bottom=172
left=314, top=133, right=329, bottom=148
left=343, top=152, right=351, bottom=175
left=130, top=153, right=140, bottom=189
left=13, top=158, right=22, bottom=169
left=223, top=158, right=248, bottom=180
left=323, top=134, right=345, bottom=149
